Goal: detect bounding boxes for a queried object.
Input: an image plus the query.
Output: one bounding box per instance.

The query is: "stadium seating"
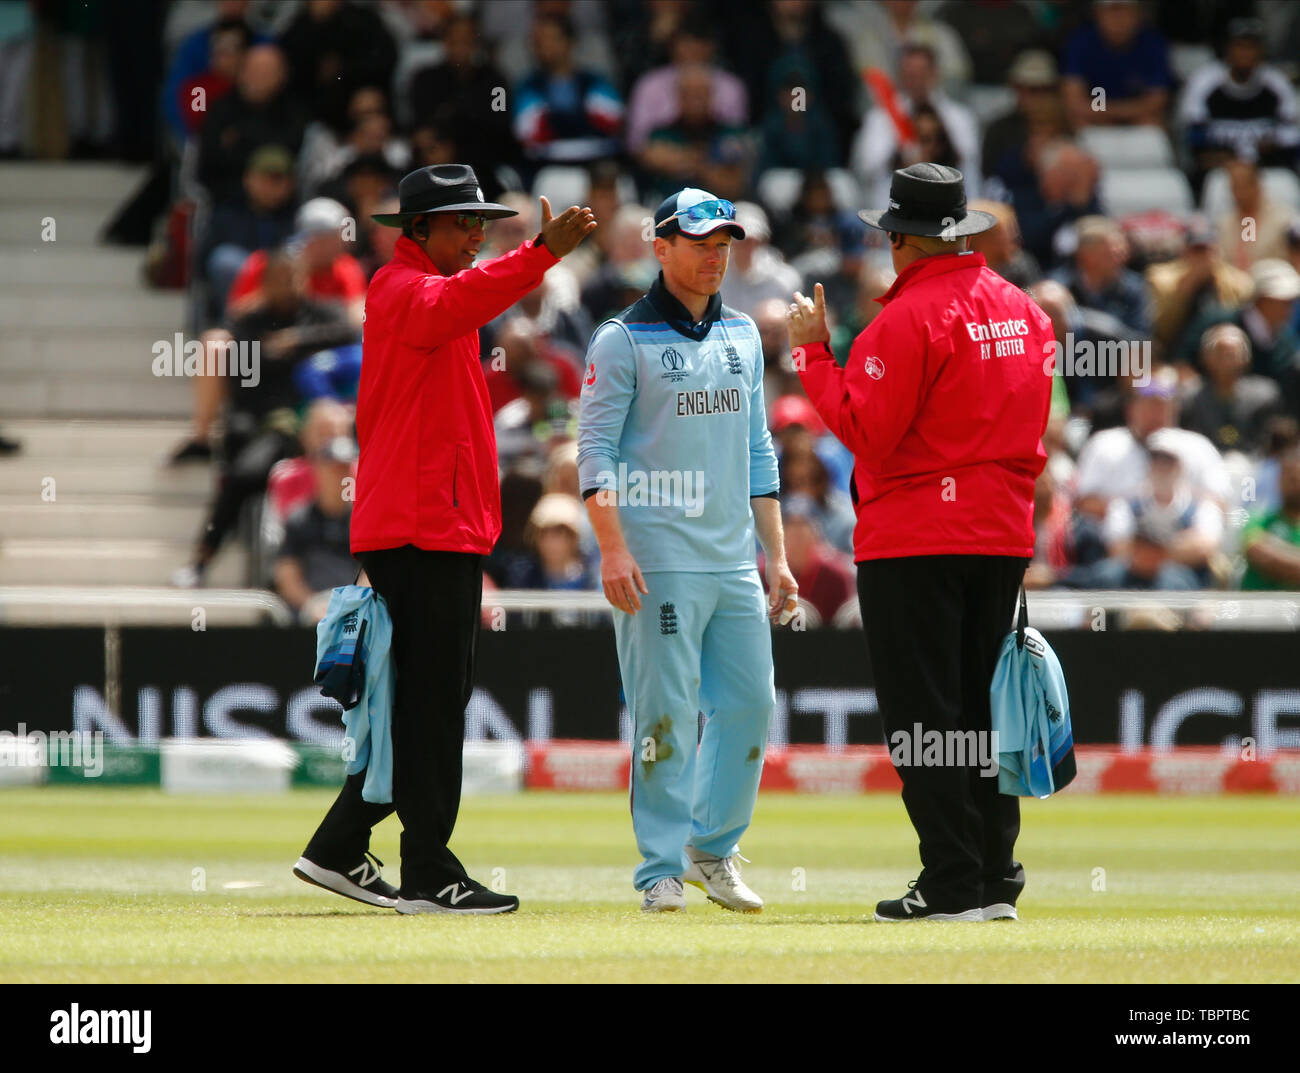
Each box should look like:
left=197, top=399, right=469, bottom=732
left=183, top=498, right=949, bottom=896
left=1100, top=166, right=1195, bottom=217
left=1078, top=126, right=1175, bottom=170
left=1201, top=165, right=1300, bottom=217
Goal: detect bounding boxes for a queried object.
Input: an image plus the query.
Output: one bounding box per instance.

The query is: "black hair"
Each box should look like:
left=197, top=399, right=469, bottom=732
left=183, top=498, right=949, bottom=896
left=211, top=17, right=253, bottom=49
left=401, top=215, right=429, bottom=241
left=535, top=12, right=576, bottom=42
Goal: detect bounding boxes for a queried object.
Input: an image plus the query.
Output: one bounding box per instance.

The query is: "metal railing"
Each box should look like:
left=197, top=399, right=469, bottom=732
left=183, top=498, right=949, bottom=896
left=0, top=586, right=1297, bottom=629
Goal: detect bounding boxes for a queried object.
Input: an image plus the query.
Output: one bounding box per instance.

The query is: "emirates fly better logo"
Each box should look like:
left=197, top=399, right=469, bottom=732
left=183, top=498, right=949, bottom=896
left=863, top=355, right=885, bottom=380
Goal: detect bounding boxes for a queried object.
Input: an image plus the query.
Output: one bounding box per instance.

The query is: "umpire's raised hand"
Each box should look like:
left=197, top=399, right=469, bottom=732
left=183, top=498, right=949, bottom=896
left=538, top=196, right=598, bottom=257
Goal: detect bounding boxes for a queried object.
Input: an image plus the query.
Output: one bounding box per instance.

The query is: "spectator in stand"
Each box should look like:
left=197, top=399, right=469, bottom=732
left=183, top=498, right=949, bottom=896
left=981, top=50, right=1069, bottom=204
left=358, top=193, right=402, bottom=280
left=1062, top=0, right=1172, bottom=131
left=1059, top=514, right=1200, bottom=590
left=764, top=494, right=855, bottom=626
left=404, top=12, right=518, bottom=198
left=1215, top=157, right=1296, bottom=270
left=495, top=362, right=576, bottom=472
left=967, top=200, right=1042, bottom=290
left=171, top=248, right=360, bottom=583
left=851, top=42, right=980, bottom=210
left=769, top=392, right=853, bottom=498
left=719, top=202, right=801, bottom=318
left=1241, top=446, right=1300, bottom=589
left=830, top=0, right=972, bottom=93
left=1251, top=416, right=1300, bottom=515
left=1101, top=430, right=1226, bottom=586
left=259, top=398, right=355, bottom=560
left=1178, top=259, right=1300, bottom=404
left=174, top=16, right=249, bottom=139
left=779, top=440, right=855, bottom=555
left=318, top=153, right=400, bottom=241
left=1074, top=367, right=1232, bottom=524
left=638, top=63, right=752, bottom=203
left=580, top=203, right=658, bottom=325
left=1015, top=139, right=1103, bottom=269
left=196, top=144, right=298, bottom=326
left=161, top=0, right=266, bottom=145
left=483, top=315, right=583, bottom=414
left=519, top=492, right=596, bottom=592
left=0, top=2, right=33, bottom=159
left=753, top=299, right=802, bottom=409
left=932, top=0, right=1041, bottom=88
left=1147, top=215, right=1253, bottom=353
left=1181, top=323, right=1282, bottom=456
left=227, top=197, right=367, bottom=331
left=197, top=43, right=306, bottom=204
left=298, top=86, right=409, bottom=200
left=625, top=20, right=747, bottom=155
left=486, top=461, right=545, bottom=590
left=481, top=193, right=592, bottom=358
left=278, top=0, right=397, bottom=139
left=513, top=12, right=622, bottom=167
left=1052, top=216, right=1152, bottom=340
left=1179, top=16, right=1300, bottom=184
left=480, top=0, right=617, bottom=85
left=726, top=0, right=859, bottom=161
left=756, top=61, right=842, bottom=173
left=274, top=432, right=360, bottom=623
left=1024, top=467, right=1107, bottom=590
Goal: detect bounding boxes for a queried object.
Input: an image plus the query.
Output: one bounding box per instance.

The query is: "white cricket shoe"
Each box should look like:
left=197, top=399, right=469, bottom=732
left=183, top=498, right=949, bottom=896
left=683, top=846, right=763, bottom=913
left=640, top=877, right=686, bottom=912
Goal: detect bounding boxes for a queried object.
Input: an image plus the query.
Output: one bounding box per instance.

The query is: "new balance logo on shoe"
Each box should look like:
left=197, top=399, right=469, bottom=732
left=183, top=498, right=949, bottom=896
left=438, top=882, right=473, bottom=905
left=349, top=860, right=380, bottom=887
left=901, top=889, right=927, bottom=914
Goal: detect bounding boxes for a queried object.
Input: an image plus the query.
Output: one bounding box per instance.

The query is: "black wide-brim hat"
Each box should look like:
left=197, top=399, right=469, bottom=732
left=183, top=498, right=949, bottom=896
left=858, top=162, right=996, bottom=238
left=371, top=164, right=517, bottom=226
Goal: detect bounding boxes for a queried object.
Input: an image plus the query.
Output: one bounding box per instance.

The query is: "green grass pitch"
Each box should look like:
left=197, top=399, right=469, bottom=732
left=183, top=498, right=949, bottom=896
left=1, top=788, right=1297, bottom=983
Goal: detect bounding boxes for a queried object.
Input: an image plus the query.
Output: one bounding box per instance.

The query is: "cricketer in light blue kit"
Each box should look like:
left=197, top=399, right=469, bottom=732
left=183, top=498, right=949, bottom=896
left=577, top=188, right=799, bottom=913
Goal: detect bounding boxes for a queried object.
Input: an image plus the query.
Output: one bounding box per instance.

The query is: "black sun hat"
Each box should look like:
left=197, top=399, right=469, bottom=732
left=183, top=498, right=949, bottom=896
left=858, top=162, right=995, bottom=239
left=371, top=164, right=517, bottom=227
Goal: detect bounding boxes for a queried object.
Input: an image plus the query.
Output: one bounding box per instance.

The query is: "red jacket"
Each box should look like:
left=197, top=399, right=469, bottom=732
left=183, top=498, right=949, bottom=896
left=351, top=234, right=558, bottom=555
left=798, top=251, right=1053, bottom=562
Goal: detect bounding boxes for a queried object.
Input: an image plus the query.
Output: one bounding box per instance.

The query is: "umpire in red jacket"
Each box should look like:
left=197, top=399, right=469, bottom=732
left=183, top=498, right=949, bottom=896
left=299, top=165, right=595, bottom=914
left=789, top=164, right=1053, bottom=923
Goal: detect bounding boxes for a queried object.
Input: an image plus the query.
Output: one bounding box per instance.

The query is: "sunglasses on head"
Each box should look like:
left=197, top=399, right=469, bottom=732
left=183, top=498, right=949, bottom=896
left=658, top=199, right=737, bottom=231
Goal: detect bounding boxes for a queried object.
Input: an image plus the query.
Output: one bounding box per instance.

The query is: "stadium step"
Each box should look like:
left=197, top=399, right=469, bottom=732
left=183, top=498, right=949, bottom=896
left=0, top=537, right=249, bottom=587
left=0, top=456, right=213, bottom=499
left=0, top=500, right=200, bottom=540
left=0, top=372, right=193, bottom=419
left=0, top=245, right=149, bottom=288
left=0, top=293, right=185, bottom=333
left=0, top=419, right=192, bottom=458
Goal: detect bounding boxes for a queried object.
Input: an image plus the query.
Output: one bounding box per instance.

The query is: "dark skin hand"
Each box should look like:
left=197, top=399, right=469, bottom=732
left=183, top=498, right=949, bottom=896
left=538, top=196, right=597, bottom=256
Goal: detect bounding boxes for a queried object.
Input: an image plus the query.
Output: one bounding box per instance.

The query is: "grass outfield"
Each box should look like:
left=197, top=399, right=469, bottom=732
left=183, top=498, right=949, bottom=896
left=0, top=788, right=1297, bottom=984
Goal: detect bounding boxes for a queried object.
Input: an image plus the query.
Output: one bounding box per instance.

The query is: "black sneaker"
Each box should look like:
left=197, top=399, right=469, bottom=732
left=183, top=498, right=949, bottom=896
left=982, top=863, right=1026, bottom=921
left=874, top=880, right=983, bottom=922
left=395, top=876, right=519, bottom=915
left=293, top=852, right=398, bottom=908
left=168, top=438, right=212, bottom=465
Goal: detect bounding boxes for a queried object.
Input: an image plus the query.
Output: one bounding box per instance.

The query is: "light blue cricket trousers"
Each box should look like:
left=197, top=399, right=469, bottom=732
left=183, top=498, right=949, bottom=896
left=613, top=568, right=776, bottom=890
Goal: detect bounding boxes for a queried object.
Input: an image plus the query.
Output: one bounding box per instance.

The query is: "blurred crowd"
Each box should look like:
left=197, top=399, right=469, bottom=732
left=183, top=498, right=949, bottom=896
left=8, top=0, right=1300, bottom=623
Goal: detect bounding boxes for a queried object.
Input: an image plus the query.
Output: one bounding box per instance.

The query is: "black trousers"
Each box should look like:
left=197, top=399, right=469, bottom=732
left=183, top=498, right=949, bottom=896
left=857, top=554, right=1028, bottom=909
left=303, top=545, right=484, bottom=895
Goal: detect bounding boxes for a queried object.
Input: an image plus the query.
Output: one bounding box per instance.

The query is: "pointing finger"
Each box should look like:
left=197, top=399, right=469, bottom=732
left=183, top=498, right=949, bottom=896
left=539, top=196, right=552, bottom=225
